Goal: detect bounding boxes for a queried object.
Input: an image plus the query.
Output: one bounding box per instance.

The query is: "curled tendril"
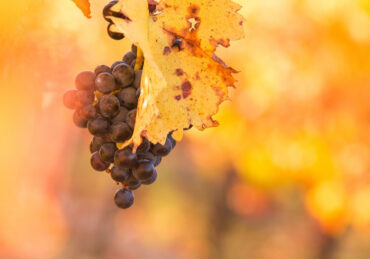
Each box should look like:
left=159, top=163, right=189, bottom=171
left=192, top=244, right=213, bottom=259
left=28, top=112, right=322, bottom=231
left=107, top=23, right=125, bottom=40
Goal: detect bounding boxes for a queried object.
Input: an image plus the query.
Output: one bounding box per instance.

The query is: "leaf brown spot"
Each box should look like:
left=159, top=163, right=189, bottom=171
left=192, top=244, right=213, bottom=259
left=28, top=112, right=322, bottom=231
left=195, top=72, right=200, bottom=80
left=163, top=46, right=171, bottom=55
left=174, top=95, right=181, bottom=101
left=181, top=81, right=192, bottom=99
left=175, top=69, right=184, bottom=76
left=189, top=5, right=199, bottom=15
left=148, top=4, right=156, bottom=13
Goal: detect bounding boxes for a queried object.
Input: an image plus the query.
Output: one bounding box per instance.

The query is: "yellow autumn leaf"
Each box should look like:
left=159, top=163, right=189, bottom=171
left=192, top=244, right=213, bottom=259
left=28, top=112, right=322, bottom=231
left=110, top=0, right=245, bottom=148
left=71, top=0, right=91, bottom=18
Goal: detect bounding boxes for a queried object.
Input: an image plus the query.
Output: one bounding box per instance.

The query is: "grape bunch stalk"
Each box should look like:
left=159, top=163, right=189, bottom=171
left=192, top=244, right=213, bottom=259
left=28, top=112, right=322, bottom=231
left=63, top=44, right=176, bottom=209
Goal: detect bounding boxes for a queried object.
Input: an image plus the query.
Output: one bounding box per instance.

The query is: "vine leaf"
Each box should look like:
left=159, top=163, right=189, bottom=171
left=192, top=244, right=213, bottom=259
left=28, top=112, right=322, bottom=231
left=110, top=0, right=245, bottom=148
left=71, top=0, right=91, bottom=18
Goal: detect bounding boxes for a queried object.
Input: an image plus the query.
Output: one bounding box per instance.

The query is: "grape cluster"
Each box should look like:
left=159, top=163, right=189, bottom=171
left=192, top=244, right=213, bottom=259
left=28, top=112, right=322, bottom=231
left=63, top=46, right=176, bottom=209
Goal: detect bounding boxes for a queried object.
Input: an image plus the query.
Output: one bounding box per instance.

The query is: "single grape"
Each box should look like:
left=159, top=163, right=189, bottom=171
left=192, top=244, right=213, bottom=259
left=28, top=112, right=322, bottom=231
left=88, top=116, right=110, bottom=136
left=110, top=166, right=131, bottom=182
left=63, top=89, right=78, bottom=110
left=99, top=95, right=120, bottom=118
left=131, top=44, right=137, bottom=55
left=75, top=71, right=95, bottom=91
left=153, top=156, right=162, bottom=167
left=151, top=138, right=172, bottom=157
left=95, top=65, right=111, bottom=75
left=116, top=87, right=137, bottom=109
left=80, top=104, right=97, bottom=120
left=95, top=72, right=117, bottom=94
left=112, top=63, right=134, bottom=87
left=137, top=152, right=156, bottom=163
left=133, top=70, right=142, bottom=89
left=142, top=169, right=157, bottom=185
left=130, top=59, right=136, bottom=69
left=111, top=106, right=129, bottom=123
left=137, top=138, right=151, bottom=153
left=111, top=61, right=125, bottom=70
left=126, top=109, right=137, bottom=129
left=90, top=136, right=109, bottom=153
left=122, top=51, right=136, bottom=65
left=73, top=110, right=88, bottom=128
left=123, top=175, right=141, bottom=190
left=114, top=188, right=134, bottom=209
left=75, top=90, right=94, bottom=108
left=110, top=122, right=132, bottom=143
left=114, top=147, right=137, bottom=169
left=91, top=151, right=110, bottom=171
left=99, top=142, right=117, bottom=163
left=133, top=162, right=155, bottom=181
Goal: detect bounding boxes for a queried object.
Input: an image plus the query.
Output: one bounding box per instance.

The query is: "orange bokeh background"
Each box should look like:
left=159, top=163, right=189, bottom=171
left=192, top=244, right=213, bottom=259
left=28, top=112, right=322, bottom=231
left=0, top=0, right=369, bottom=258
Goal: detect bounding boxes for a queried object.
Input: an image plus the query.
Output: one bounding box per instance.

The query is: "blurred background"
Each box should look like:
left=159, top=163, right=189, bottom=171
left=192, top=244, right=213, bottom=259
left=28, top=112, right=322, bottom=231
left=0, top=0, right=369, bottom=258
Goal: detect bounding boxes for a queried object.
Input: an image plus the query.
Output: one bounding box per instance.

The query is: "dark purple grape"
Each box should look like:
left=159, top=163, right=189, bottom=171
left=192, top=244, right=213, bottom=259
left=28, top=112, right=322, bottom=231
left=122, top=51, right=136, bottom=65
left=126, top=109, right=137, bottom=129
left=112, top=63, right=134, bottom=87
left=133, top=162, right=155, bottom=181
left=63, top=89, right=78, bottom=110
left=133, top=70, right=142, bottom=89
left=95, top=65, right=111, bottom=75
left=95, top=72, right=117, bottom=94
left=137, top=138, right=150, bottom=153
left=130, top=59, right=136, bottom=68
left=137, top=152, right=156, bottom=163
left=111, top=106, right=129, bottom=123
left=114, top=188, right=134, bottom=209
left=116, top=87, right=137, bottom=109
left=151, top=138, right=172, bottom=157
left=110, top=122, right=132, bottom=143
left=73, top=110, right=88, bottom=128
left=99, top=95, right=120, bottom=118
left=111, top=61, right=125, bottom=70
left=91, top=151, right=110, bottom=171
left=75, top=90, right=94, bottom=108
left=114, top=147, right=137, bottom=169
left=153, top=156, right=162, bottom=167
left=142, top=169, right=157, bottom=185
left=99, top=142, right=117, bottom=163
left=88, top=116, right=110, bottom=136
left=123, top=175, right=141, bottom=190
left=80, top=104, right=97, bottom=120
left=90, top=136, right=109, bottom=153
left=131, top=44, right=137, bottom=55
left=110, top=166, right=131, bottom=182
left=75, top=71, right=95, bottom=91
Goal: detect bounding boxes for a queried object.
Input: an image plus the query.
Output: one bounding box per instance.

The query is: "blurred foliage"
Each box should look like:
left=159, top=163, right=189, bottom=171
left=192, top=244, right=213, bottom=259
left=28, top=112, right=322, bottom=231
left=0, top=0, right=369, bottom=258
